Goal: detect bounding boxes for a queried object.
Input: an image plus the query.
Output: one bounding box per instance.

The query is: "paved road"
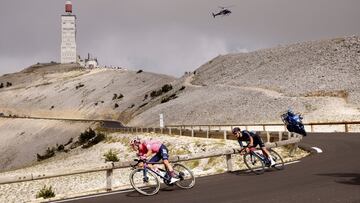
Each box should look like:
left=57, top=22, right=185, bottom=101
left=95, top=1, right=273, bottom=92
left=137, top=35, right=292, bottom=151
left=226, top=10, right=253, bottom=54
left=59, top=133, right=360, bottom=203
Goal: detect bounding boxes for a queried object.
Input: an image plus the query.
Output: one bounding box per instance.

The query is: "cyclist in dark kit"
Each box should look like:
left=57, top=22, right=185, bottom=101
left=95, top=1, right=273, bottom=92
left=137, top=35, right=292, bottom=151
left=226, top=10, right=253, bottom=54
left=232, top=127, right=276, bottom=167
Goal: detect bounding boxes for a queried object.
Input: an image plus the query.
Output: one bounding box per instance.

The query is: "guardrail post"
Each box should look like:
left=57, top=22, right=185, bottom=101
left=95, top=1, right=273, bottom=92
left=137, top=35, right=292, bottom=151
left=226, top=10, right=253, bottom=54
left=311, top=125, right=314, bottom=132
left=180, top=127, right=182, bottom=136
left=169, top=127, right=172, bottom=135
left=263, top=125, right=266, bottom=131
left=161, top=128, right=163, bottom=134
left=106, top=168, right=113, bottom=191
left=345, top=124, right=349, bottom=132
left=279, top=131, right=282, bottom=141
left=226, top=154, right=233, bottom=172
left=191, top=127, right=194, bottom=137
left=223, top=130, right=227, bottom=140
left=207, top=126, right=210, bottom=138
left=289, top=143, right=298, bottom=157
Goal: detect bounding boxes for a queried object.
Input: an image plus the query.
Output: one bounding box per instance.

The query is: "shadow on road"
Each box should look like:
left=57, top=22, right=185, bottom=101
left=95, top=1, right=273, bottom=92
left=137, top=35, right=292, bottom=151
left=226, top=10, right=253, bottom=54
left=317, top=173, right=360, bottom=185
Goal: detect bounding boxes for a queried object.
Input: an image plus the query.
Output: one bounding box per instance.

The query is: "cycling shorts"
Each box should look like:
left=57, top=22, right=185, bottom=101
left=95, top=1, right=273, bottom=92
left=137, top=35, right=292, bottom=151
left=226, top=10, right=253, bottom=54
left=149, top=144, right=169, bottom=162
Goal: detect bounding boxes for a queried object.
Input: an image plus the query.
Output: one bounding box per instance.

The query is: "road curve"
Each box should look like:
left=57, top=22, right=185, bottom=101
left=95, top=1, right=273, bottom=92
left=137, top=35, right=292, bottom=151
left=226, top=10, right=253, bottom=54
left=56, top=133, right=360, bottom=203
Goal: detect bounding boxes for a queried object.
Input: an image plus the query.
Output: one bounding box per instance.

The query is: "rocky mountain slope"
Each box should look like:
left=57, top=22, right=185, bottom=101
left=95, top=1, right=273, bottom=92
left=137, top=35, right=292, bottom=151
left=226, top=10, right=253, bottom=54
left=129, top=36, right=360, bottom=126
left=1, top=36, right=359, bottom=127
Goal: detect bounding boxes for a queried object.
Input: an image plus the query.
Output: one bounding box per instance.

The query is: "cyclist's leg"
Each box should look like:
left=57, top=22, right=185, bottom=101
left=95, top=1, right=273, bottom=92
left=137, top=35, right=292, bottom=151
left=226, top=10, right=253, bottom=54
left=148, top=153, right=162, bottom=171
left=159, top=145, right=173, bottom=172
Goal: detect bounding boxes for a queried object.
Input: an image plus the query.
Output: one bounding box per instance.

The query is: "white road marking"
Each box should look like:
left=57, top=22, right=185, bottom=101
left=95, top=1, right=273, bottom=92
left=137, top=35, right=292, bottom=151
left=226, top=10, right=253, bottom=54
left=311, top=147, right=323, bottom=153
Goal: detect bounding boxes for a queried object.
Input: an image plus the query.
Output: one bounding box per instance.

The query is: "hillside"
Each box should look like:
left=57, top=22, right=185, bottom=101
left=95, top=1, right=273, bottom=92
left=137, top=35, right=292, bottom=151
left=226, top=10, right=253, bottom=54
left=1, top=36, right=359, bottom=128
left=128, top=36, right=360, bottom=126
left=0, top=64, right=176, bottom=123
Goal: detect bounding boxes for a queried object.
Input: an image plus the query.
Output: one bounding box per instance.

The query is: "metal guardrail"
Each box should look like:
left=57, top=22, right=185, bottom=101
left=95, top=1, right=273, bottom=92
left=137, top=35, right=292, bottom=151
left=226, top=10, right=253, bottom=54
left=0, top=130, right=302, bottom=194
left=165, top=121, right=360, bottom=133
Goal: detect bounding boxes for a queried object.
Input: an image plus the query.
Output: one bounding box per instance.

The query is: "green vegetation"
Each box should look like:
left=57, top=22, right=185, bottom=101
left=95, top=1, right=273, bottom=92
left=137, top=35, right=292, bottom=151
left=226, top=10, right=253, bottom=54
left=161, top=94, right=178, bottom=103
left=36, top=185, right=55, bottom=199
left=113, top=93, right=124, bottom=100
left=184, top=160, right=200, bottom=169
left=103, top=149, right=120, bottom=162
left=79, top=128, right=106, bottom=148
left=75, top=83, right=85, bottom=90
left=37, top=147, right=55, bottom=161
left=150, top=84, right=173, bottom=98
left=0, top=82, right=12, bottom=88
left=143, top=94, right=148, bottom=101
left=139, top=102, right=148, bottom=108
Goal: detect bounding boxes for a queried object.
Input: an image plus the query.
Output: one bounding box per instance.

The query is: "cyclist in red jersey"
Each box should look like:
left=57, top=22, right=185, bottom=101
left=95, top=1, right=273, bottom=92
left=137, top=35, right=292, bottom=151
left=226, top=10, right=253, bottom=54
left=130, top=138, right=179, bottom=184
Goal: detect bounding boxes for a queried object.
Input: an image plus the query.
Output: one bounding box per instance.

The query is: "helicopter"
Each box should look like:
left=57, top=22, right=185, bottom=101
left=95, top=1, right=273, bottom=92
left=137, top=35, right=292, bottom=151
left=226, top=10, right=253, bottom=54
left=212, top=6, right=234, bottom=18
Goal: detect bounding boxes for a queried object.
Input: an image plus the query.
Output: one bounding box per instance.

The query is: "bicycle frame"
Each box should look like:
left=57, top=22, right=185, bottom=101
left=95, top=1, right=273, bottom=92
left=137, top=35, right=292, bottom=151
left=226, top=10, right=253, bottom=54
left=133, top=159, right=171, bottom=182
left=239, top=147, right=270, bottom=165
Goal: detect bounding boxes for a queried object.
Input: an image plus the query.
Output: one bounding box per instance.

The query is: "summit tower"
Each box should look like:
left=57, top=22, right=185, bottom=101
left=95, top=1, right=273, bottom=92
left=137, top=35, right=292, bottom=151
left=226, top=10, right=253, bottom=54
left=61, top=1, right=77, bottom=64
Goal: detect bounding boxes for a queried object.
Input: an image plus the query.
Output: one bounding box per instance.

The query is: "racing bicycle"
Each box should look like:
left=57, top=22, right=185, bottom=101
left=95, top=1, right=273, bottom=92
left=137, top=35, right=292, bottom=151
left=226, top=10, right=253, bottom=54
left=239, top=146, right=284, bottom=175
left=129, top=159, right=195, bottom=196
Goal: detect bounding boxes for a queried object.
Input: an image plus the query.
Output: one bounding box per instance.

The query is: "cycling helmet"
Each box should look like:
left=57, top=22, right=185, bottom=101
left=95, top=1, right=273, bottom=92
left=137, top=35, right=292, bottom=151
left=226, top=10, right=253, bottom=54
left=130, top=137, right=141, bottom=146
left=232, top=127, right=241, bottom=134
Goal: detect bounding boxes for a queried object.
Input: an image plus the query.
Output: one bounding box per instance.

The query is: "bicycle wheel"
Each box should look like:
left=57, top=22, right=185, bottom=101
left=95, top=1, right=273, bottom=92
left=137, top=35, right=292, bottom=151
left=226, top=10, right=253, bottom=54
left=243, top=152, right=265, bottom=175
left=270, top=149, right=285, bottom=170
left=173, top=163, right=195, bottom=189
left=129, top=168, right=160, bottom=196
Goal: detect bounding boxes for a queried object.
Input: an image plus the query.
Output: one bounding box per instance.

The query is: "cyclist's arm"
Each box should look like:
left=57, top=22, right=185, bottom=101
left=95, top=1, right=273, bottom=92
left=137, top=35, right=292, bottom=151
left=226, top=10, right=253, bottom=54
left=237, top=139, right=244, bottom=147
left=248, top=136, right=254, bottom=147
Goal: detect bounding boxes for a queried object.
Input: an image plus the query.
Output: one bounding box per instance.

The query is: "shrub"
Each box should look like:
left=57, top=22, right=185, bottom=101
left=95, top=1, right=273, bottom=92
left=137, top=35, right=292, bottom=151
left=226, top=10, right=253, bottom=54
left=94, top=102, right=98, bottom=106
left=75, top=83, right=85, bottom=90
left=161, top=94, right=178, bottom=103
left=117, top=94, right=124, bottom=99
left=136, top=70, right=143, bottom=74
left=112, top=94, right=118, bottom=100
left=161, top=84, right=173, bottom=93
left=114, top=103, right=119, bottom=108
left=143, top=94, right=148, bottom=101
left=150, top=90, right=162, bottom=98
left=150, top=84, right=173, bottom=98
left=179, top=86, right=185, bottom=91
left=0, top=83, right=3, bottom=88
left=103, top=149, right=119, bottom=162
left=79, top=128, right=96, bottom=144
left=79, top=129, right=106, bottom=149
left=6, top=82, right=12, bottom=87
left=37, top=147, right=55, bottom=161
left=36, top=185, right=55, bottom=199
left=129, top=104, right=135, bottom=108
left=56, top=144, right=64, bottom=152
left=139, top=103, right=148, bottom=108
left=64, top=138, right=73, bottom=146
left=50, top=106, right=54, bottom=110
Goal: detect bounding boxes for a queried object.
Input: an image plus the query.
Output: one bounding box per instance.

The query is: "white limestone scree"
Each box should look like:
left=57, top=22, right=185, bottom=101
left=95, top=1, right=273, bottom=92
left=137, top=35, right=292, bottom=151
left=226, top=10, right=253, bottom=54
left=61, top=1, right=77, bottom=64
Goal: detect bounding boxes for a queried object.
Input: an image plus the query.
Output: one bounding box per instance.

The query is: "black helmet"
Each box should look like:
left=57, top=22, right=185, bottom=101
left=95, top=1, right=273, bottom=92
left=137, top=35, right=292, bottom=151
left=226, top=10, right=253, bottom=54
left=232, top=127, right=241, bottom=134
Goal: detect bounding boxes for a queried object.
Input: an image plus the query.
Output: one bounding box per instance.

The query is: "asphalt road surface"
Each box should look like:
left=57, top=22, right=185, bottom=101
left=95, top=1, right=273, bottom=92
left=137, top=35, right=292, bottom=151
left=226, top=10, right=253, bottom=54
left=57, top=133, right=360, bottom=203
